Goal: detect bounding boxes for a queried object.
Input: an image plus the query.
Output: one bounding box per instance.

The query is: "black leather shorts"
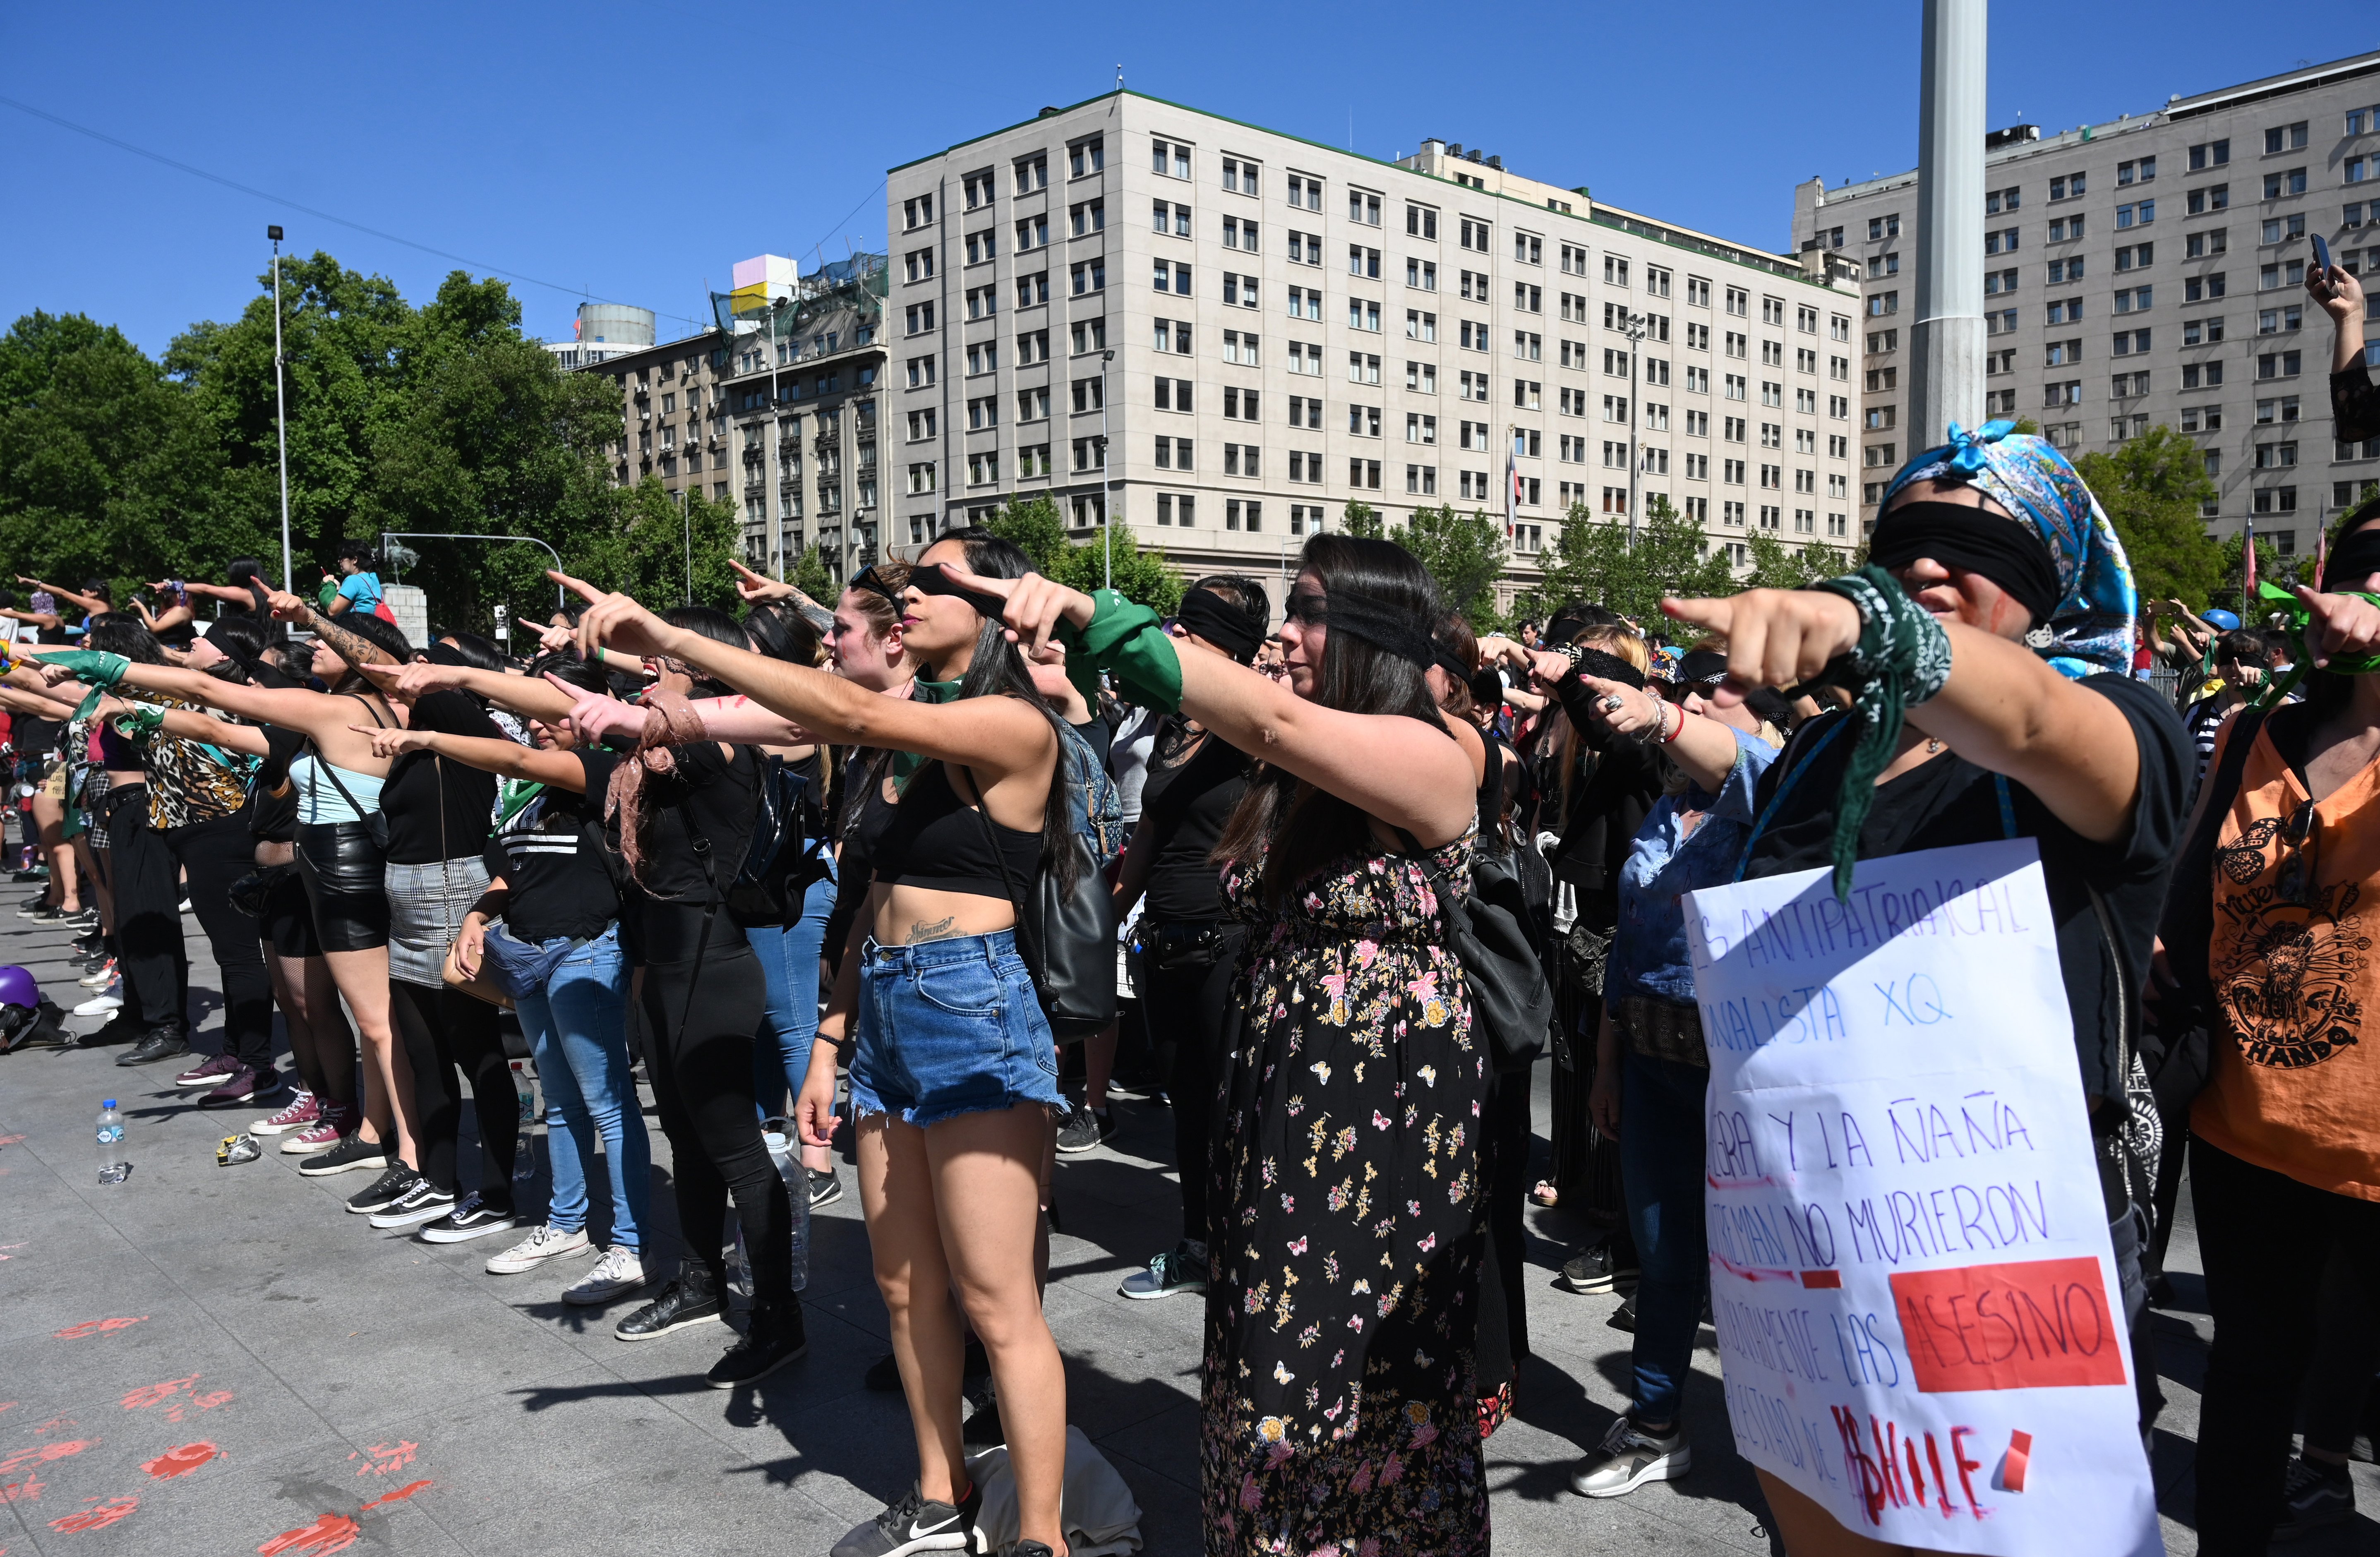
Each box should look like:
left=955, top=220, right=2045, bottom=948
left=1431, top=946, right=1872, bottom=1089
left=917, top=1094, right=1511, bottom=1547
left=295, top=820, right=389, bottom=952
left=263, top=866, right=322, bottom=959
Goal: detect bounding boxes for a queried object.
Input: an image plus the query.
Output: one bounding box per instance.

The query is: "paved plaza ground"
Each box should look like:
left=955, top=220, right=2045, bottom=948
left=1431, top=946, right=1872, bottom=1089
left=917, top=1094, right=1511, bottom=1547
left=0, top=905, right=2371, bottom=1555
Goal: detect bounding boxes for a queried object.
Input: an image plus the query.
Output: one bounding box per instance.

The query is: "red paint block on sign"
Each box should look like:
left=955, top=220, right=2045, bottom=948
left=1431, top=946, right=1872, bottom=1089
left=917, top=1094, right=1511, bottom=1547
left=2003, top=1429, right=2032, bottom=1492
left=1890, top=1257, right=2128, bottom=1393
left=1799, top=1269, right=1842, bottom=1289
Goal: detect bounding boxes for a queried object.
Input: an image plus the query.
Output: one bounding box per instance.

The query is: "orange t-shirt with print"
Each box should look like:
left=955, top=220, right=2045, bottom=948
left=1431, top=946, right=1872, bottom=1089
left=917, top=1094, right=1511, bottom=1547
left=2191, top=715, right=2380, bottom=1200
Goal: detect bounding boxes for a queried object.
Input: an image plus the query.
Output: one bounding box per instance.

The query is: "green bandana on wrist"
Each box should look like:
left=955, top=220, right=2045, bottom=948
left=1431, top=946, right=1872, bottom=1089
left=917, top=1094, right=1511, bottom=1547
left=1057, top=590, right=1183, bottom=712
left=2250, top=580, right=2380, bottom=709
left=1804, top=566, right=1954, bottom=901
left=47, top=649, right=132, bottom=720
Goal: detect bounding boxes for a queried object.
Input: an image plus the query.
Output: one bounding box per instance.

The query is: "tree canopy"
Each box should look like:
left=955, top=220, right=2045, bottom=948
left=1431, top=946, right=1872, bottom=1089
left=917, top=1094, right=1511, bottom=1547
left=2073, top=425, right=2222, bottom=608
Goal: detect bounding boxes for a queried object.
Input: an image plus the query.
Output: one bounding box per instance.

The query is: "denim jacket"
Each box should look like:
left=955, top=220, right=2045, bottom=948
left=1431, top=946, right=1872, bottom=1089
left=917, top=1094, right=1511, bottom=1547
left=1601, top=726, right=1778, bottom=1010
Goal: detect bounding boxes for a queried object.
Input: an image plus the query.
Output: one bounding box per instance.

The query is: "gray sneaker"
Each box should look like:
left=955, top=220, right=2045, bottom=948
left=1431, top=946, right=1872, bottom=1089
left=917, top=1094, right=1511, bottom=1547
left=564, top=1244, right=648, bottom=1306
left=1570, top=1415, right=1689, bottom=1497
left=1053, top=1103, right=1105, bottom=1154
left=485, top=1223, right=592, bottom=1274
left=1119, top=1240, right=1209, bottom=1300
left=831, top=1481, right=983, bottom=1557
left=2273, top=1454, right=2354, bottom=1540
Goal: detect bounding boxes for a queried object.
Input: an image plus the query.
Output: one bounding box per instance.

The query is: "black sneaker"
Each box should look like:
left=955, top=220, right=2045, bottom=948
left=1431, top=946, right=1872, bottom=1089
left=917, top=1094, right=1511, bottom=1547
left=829, top=1480, right=983, bottom=1557
left=117, top=1024, right=191, bottom=1067
left=346, top=1165, right=423, bottom=1214
left=863, top=1337, right=986, bottom=1392
left=708, top=1298, right=808, bottom=1388
left=297, top=1132, right=390, bottom=1177
left=1558, top=1242, right=1641, bottom=1295
left=1607, top=1291, right=1638, bottom=1334
left=807, top=1167, right=845, bottom=1209
left=2273, top=1454, right=2354, bottom=1540
left=82, top=1012, right=145, bottom=1049
left=1053, top=1102, right=1105, bottom=1154
left=614, top=1266, right=724, bottom=1341
left=417, top=1192, right=518, bottom=1244
left=366, top=1177, right=453, bottom=1229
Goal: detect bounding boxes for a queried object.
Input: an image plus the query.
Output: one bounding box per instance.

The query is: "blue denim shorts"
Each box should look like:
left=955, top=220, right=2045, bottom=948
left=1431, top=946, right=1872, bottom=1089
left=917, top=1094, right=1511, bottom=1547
left=852, top=929, right=1063, bottom=1128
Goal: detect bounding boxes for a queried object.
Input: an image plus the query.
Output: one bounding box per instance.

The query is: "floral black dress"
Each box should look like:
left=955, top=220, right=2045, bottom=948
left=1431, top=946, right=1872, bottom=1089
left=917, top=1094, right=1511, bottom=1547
left=1202, top=832, right=1490, bottom=1557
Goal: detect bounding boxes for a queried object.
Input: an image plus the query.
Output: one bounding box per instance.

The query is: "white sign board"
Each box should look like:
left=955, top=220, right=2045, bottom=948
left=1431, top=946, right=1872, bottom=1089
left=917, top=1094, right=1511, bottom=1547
left=1684, top=840, right=2160, bottom=1556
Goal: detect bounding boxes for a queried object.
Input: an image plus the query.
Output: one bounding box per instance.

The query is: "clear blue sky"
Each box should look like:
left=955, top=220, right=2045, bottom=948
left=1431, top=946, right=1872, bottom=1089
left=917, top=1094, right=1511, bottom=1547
left=0, top=1, right=2348, bottom=360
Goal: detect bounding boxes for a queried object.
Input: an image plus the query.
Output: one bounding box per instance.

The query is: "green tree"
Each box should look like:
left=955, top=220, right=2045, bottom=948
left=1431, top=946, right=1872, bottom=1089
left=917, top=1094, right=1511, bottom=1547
left=1535, top=498, right=1733, bottom=622
left=1338, top=499, right=1386, bottom=540
left=2215, top=531, right=2294, bottom=615
left=1398, top=504, right=1509, bottom=628
left=982, top=494, right=1181, bottom=613
left=568, top=479, right=739, bottom=610
left=1742, top=533, right=1851, bottom=591
left=791, top=543, right=835, bottom=602
left=2073, top=425, right=2222, bottom=607
left=983, top=493, right=1070, bottom=570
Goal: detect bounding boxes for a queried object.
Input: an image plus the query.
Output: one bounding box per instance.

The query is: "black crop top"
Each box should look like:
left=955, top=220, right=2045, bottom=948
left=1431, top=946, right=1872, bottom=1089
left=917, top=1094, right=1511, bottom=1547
left=870, top=761, right=1042, bottom=899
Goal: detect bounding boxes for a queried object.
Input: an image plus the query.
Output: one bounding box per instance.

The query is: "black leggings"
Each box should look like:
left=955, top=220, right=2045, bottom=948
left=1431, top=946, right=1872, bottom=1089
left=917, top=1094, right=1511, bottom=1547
left=1137, top=923, right=1244, bottom=1248
left=2192, top=1136, right=2380, bottom=1553
left=105, top=785, right=185, bottom=1031
left=390, top=978, right=516, bottom=1209
left=640, top=940, right=792, bottom=1300
left=167, top=815, right=272, bottom=1071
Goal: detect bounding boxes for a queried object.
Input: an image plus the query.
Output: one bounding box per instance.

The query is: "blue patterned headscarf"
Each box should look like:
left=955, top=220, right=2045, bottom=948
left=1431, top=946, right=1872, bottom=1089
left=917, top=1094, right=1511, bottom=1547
left=1879, top=419, right=2138, bottom=678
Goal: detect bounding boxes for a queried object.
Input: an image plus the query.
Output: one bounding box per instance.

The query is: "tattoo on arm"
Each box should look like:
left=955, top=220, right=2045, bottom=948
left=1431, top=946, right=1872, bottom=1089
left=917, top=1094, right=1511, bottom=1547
left=903, top=914, right=957, bottom=944
left=304, top=605, right=396, bottom=670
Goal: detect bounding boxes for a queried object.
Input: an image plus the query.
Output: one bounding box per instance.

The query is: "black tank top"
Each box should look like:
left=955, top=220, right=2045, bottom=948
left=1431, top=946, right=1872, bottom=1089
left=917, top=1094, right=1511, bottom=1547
left=870, top=761, right=1041, bottom=899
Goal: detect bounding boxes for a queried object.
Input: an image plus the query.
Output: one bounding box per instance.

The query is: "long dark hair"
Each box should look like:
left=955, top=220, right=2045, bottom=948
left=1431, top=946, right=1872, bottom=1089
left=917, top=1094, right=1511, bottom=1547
left=929, top=526, right=1079, bottom=889
left=86, top=618, right=164, bottom=664
left=1214, top=535, right=1451, bottom=900
left=202, top=615, right=272, bottom=685
left=744, top=600, right=825, bottom=667
left=660, top=605, right=746, bottom=698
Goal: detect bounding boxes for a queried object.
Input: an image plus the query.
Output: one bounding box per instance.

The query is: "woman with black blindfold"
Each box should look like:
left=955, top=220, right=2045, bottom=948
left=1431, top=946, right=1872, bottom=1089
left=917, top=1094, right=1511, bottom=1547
left=2163, top=490, right=2380, bottom=1548
left=1660, top=423, right=2189, bottom=1554
left=560, top=530, right=1078, bottom=1557
left=919, top=536, right=1490, bottom=1557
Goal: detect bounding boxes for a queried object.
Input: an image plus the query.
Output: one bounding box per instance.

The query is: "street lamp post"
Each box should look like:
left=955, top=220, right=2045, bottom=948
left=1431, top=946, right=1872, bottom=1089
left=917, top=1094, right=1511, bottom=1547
left=269, top=226, right=293, bottom=593
left=1620, top=309, right=1648, bottom=545
left=1100, top=347, right=1115, bottom=588
left=1910, top=0, right=1987, bottom=446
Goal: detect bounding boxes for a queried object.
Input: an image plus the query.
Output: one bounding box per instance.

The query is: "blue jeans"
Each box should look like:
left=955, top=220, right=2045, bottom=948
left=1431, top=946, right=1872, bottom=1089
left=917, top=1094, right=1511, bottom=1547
left=746, top=853, right=836, bottom=1118
left=1619, top=1048, right=1711, bottom=1426
left=512, top=927, right=650, bottom=1253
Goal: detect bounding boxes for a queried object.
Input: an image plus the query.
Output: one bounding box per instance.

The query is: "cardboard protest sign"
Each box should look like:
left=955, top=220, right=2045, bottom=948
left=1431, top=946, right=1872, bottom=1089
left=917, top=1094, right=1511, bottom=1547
left=1685, top=839, right=2159, bottom=1556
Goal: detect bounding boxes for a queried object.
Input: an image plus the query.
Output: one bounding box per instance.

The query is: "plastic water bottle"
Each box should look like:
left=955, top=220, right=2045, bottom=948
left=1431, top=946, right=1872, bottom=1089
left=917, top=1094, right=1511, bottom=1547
left=95, top=1101, right=129, bottom=1184
left=509, top=1061, right=538, bottom=1182
left=761, top=1127, right=811, bottom=1293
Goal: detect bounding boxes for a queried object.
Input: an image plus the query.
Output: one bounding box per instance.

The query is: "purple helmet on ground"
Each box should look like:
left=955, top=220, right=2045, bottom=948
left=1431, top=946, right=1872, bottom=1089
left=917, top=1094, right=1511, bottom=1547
left=0, top=965, right=36, bottom=1011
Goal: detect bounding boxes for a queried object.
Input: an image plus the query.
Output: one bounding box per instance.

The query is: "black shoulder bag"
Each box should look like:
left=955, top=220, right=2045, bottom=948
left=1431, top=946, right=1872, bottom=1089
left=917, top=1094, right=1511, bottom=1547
left=727, top=753, right=829, bottom=929
left=966, top=762, right=1118, bottom=1044
left=1398, top=828, right=1554, bottom=1075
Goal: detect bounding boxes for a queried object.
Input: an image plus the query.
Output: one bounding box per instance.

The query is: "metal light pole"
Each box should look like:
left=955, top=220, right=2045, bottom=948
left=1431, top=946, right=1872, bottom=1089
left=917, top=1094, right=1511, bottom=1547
left=1621, top=310, right=1648, bottom=545
left=1910, top=0, right=1987, bottom=446
left=768, top=297, right=787, bottom=579
left=269, top=226, right=293, bottom=593
left=1100, top=347, right=1115, bottom=587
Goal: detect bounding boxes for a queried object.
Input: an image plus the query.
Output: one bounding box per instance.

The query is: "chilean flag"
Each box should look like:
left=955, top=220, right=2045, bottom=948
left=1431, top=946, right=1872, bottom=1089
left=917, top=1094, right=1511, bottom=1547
left=2243, top=512, right=2257, bottom=605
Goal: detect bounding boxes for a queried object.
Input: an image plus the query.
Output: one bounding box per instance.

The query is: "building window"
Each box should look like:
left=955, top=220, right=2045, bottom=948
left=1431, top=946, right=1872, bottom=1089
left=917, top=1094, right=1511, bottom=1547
left=1069, top=137, right=1106, bottom=178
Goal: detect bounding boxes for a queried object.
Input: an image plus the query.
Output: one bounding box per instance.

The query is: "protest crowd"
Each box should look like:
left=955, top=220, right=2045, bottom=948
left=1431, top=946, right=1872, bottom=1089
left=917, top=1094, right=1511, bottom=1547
left=2, top=262, right=2377, bottom=1557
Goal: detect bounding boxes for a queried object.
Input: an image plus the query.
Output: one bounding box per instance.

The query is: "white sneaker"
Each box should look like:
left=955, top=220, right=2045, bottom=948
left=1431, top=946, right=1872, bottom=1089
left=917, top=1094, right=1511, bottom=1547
left=1570, top=1415, right=1690, bottom=1497
left=73, top=985, right=124, bottom=1016
left=485, top=1223, right=592, bottom=1274
left=563, top=1244, right=647, bottom=1305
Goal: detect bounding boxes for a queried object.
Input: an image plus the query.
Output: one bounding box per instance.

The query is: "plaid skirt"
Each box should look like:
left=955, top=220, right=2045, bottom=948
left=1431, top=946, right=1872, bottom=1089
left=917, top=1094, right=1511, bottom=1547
left=384, top=856, right=490, bottom=989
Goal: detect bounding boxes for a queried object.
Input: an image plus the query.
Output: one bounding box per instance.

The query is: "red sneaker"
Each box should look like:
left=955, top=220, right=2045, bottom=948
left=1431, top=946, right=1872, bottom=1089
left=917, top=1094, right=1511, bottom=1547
left=175, top=1052, right=241, bottom=1089
left=282, top=1110, right=349, bottom=1155
left=253, top=1089, right=320, bottom=1135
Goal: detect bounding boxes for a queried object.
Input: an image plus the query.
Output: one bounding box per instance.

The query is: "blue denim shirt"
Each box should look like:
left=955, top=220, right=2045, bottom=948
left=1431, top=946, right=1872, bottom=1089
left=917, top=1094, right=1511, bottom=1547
left=1602, top=726, right=1778, bottom=1010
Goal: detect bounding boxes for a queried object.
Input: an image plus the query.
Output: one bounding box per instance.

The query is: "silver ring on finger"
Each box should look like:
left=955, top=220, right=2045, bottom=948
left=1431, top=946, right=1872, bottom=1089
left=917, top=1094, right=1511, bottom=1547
left=1599, top=694, right=1624, bottom=713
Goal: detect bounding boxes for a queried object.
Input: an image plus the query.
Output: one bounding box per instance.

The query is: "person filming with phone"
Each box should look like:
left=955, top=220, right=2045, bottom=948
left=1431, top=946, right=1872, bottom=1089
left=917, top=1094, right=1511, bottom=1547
left=2309, top=241, right=2378, bottom=443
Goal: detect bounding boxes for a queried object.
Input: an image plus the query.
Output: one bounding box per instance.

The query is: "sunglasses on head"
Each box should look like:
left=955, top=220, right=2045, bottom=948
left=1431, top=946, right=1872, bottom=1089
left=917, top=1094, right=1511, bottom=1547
left=849, top=566, right=900, bottom=605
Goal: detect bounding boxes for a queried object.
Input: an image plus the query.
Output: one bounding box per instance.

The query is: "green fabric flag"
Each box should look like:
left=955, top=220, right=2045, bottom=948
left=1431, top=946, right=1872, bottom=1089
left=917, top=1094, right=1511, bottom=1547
left=1057, top=590, right=1183, bottom=713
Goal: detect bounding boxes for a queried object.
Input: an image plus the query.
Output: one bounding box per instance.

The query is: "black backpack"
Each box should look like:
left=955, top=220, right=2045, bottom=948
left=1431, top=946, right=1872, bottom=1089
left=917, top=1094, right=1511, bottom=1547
left=1400, top=826, right=1554, bottom=1076
left=725, top=754, right=830, bottom=929
left=969, top=746, right=1120, bottom=1045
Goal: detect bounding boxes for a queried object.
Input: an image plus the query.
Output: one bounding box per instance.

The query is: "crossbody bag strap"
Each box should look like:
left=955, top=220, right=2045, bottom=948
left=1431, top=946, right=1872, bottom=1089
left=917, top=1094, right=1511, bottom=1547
left=302, top=735, right=376, bottom=822
left=1392, top=825, right=1461, bottom=944
left=962, top=764, right=1039, bottom=979
left=1732, top=716, right=1852, bottom=881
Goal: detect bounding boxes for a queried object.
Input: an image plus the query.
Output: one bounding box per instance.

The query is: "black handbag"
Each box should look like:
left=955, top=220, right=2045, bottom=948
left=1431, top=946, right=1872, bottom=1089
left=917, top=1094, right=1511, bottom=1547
left=968, top=765, right=1118, bottom=1044
left=227, top=862, right=291, bottom=919
left=1399, top=829, right=1555, bottom=1075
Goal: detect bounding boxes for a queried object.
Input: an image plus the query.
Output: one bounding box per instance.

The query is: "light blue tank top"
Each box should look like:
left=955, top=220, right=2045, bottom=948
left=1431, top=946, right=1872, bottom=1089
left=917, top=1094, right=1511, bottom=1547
left=292, top=754, right=385, bottom=825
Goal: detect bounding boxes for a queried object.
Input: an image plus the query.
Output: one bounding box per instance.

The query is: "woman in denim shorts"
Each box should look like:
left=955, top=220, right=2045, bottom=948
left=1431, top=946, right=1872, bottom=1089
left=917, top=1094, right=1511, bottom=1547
left=566, top=529, right=1077, bottom=1557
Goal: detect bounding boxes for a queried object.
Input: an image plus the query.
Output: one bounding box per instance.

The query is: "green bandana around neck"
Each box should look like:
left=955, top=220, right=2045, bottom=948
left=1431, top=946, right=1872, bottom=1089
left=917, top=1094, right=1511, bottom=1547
left=891, top=676, right=965, bottom=790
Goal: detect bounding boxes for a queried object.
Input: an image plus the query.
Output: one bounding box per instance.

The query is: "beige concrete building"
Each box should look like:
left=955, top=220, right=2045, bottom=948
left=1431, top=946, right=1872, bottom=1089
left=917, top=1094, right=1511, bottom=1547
left=885, top=92, right=1863, bottom=604
left=588, top=330, right=737, bottom=507
left=1795, top=50, right=2380, bottom=559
